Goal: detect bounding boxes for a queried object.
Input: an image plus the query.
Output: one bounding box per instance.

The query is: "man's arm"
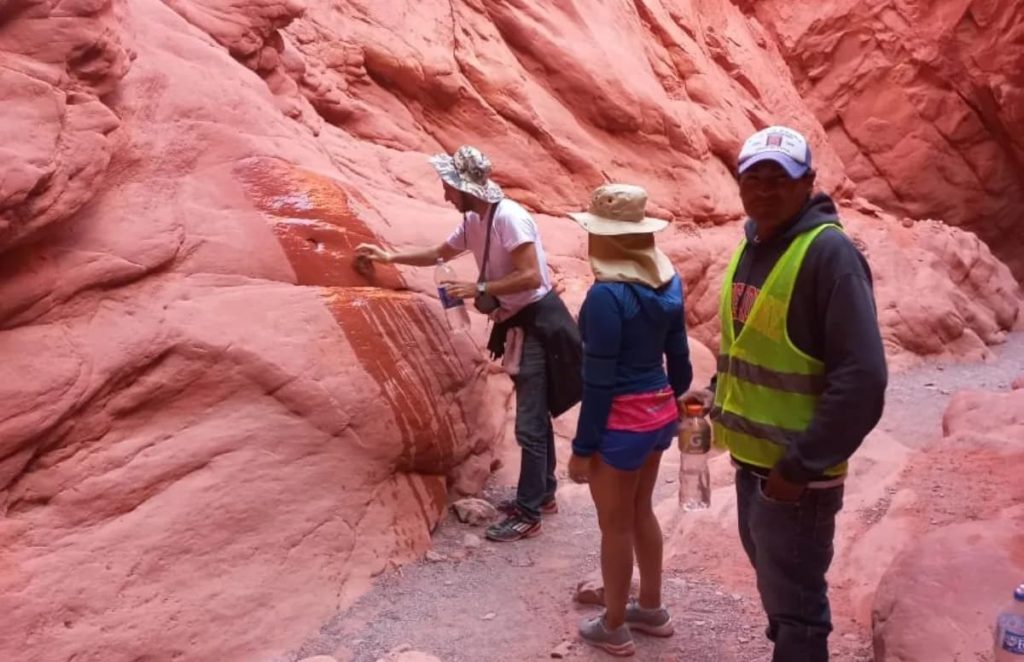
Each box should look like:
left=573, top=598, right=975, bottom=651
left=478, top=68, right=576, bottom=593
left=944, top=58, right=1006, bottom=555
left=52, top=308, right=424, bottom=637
left=773, top=240, right=888, bottom=486
left=441, top=242, right=542, bottom=300
left=355, top=241, right=463, bottom=267
left=482, top=242, right=542, bottom=295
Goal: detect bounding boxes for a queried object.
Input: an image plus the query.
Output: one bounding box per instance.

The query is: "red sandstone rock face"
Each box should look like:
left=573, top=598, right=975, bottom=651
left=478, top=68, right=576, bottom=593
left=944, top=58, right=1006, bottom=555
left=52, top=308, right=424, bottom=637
left=0, top=0, right=128, bottom=251
left=0, top=0, right=1021, bottom=660
left=872, top=515, right=1024, bottom=662
left=744, top=0, right=1024, bottom=277
left=872, top=388, right=1024, bottom=661
left=274, top=0, right=855, bottom=221
left=0, top=2, right=501, bottom=660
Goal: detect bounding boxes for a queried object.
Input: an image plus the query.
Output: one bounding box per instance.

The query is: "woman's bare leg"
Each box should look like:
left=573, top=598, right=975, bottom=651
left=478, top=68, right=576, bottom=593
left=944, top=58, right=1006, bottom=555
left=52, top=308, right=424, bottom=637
left=589, top=456, right=641, bottom=628
left=632, top=451, right=664, bottom=609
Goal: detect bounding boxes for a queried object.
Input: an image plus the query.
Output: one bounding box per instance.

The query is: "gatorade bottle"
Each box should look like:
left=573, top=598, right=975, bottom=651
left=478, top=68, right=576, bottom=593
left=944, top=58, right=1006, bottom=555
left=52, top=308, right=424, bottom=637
left=678, top=403, right=711, bottom=510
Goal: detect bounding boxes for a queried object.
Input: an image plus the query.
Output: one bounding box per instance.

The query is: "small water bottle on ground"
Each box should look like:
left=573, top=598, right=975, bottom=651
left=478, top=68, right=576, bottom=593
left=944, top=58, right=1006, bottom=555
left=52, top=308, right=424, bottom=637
left=995, top=583, right=1024, bottom=661
left=678, top=403, right=711, bottom=511
left=434, top=259, right=471, bottom=330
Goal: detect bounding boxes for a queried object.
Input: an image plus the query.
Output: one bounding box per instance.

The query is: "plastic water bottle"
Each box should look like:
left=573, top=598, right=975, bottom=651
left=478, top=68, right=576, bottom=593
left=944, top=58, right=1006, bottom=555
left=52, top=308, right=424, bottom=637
left=434, top=259, right=470, bottom=330
left=678, top=403, right=711, bottom=510
left=995, top=583, right=1024, bottom=660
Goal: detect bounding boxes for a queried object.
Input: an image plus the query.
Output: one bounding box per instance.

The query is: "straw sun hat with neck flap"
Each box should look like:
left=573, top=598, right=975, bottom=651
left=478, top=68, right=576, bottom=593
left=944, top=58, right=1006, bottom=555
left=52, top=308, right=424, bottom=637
left=568, top=184, right=676, bottom=288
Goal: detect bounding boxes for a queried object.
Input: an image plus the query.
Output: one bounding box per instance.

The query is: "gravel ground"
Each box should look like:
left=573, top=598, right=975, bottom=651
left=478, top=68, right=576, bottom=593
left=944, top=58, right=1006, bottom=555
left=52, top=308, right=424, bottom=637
left=289, top=487, right=773, bottom=662
left=283, top=333, right=1023, bottom=662
left=878, top=332, right=1024, bottom=446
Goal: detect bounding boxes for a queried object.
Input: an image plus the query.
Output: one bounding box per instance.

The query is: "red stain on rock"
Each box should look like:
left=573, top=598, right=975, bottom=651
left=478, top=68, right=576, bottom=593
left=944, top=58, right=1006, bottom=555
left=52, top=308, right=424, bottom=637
left=235, top=156, right=405, bottom=290
left=236, top=157, right=470, bottom=475
left=323, top=287, right=470, bottom=475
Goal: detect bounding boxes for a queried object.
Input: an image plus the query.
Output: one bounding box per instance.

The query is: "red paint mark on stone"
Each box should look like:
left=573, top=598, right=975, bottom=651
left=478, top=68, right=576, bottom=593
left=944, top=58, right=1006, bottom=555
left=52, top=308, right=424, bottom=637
left=234, top=157, right=470, bottom=474
left=324, top=287, right=469, bottom=473
left=234, top=156, right=405, bottom=290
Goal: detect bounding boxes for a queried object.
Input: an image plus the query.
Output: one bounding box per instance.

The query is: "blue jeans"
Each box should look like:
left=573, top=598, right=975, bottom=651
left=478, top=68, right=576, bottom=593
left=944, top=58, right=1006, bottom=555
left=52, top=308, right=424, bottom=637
left=513, top=333, right=556, bottom=521
left=735, top=469, right=844, bottom=662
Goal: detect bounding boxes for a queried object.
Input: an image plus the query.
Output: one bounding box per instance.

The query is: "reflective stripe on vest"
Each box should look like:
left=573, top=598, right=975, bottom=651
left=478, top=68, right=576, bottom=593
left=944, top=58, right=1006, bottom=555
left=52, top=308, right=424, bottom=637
left=715, top=355, right=825, bottom=395
left=711, top=223, right=848, bottom=477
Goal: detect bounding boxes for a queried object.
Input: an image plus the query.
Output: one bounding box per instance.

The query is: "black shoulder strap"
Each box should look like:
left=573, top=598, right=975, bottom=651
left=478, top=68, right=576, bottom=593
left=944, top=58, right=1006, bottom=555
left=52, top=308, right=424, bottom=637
left=478, top=202, right=499, bottom=283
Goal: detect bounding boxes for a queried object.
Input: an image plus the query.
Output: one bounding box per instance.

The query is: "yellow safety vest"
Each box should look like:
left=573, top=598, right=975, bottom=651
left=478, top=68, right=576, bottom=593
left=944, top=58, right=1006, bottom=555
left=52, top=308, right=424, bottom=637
left=711, top=224, right=846, bottom=477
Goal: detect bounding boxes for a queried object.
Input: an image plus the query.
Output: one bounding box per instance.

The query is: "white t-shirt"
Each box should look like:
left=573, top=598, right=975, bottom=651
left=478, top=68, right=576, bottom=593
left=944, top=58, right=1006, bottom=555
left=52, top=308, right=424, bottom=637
left=445, top=198, right=552, bottom=321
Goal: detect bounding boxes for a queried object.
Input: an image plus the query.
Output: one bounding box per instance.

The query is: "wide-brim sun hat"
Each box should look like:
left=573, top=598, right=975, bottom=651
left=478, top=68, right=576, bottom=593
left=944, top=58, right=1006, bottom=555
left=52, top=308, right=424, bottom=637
left=429, top=145, right=504, bottom=204
left=569, top=183, right=676, bottom=288
left=568, top=184, right=669, bottom=235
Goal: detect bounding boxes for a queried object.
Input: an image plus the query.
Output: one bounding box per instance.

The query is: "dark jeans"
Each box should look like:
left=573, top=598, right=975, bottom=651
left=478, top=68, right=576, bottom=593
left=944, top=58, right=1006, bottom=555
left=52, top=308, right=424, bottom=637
left=735, top=469, right=844, bottom=662
left=513, top=332, right=556, bottom=521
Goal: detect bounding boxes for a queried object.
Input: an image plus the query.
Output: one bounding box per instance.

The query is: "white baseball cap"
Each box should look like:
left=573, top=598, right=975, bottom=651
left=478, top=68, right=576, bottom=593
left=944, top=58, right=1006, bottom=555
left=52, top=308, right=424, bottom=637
left=737, top=126, right=813, bottom=179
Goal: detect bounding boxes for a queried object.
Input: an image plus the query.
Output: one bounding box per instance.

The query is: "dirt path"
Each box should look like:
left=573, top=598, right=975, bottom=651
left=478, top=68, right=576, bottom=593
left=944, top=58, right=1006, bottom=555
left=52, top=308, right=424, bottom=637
left=292, top=481, right=772, bottom=662
left=877, top=334, right=1024, bottom=447
left=285, top=334, right=1024, bottom=662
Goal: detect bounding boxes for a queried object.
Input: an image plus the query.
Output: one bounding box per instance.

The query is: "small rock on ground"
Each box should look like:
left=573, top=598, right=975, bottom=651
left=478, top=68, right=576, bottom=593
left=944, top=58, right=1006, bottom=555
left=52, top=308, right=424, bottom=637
left=574, top=568, right=639, bottom=606
left=550, top=641, right=573, bottom=658
left=451, top=498, right=498, bottom=526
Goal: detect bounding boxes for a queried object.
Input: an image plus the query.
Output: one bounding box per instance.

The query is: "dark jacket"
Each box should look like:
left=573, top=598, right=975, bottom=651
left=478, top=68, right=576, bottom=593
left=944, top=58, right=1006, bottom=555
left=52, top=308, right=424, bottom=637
left=719, top=192, right=888, bottom=483
left=573, top=275, right=692, bottom=457
left=488, top=290, right=582, bottom=417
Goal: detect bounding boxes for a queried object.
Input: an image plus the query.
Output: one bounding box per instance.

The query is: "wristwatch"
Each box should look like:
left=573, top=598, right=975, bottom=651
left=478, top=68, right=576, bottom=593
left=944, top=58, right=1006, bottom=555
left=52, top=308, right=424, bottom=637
left=477, top=282, right=488, bottom=295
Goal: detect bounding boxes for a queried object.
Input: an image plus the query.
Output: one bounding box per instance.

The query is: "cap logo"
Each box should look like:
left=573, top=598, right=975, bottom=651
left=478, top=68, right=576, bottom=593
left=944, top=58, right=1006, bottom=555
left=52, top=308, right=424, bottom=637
left=736, top=125, right=813, bottom=177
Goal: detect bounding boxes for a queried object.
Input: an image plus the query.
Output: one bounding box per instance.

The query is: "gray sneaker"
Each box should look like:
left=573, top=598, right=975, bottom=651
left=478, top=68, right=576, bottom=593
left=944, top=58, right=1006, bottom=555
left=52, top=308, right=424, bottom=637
left=579, top=614, right=635, bottom=657
left=624, top=600, right=674, bottom=637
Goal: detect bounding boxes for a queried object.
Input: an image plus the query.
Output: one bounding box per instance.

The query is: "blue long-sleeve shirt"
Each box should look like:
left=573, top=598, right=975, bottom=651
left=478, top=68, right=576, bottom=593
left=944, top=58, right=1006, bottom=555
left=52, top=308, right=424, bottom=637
left=572, top=275, right=693, bottom=456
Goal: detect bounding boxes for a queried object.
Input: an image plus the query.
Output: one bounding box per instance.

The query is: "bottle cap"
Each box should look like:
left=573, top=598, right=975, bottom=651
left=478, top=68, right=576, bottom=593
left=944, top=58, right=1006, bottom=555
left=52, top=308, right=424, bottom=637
left=684, top=403, right=704, bottom=416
